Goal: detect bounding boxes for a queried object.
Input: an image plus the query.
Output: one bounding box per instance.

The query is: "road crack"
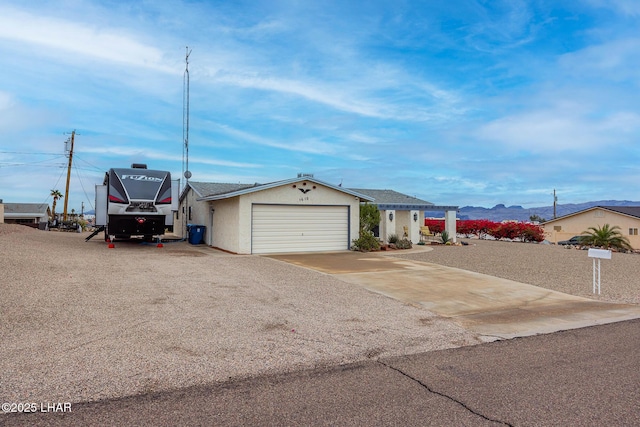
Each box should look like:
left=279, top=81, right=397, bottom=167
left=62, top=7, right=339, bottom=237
left=377, top=360, right=513, bottom=426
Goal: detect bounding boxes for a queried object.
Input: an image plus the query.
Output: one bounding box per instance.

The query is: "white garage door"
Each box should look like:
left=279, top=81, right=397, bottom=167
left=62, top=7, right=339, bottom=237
left=252, top=204, right=349, bottom=254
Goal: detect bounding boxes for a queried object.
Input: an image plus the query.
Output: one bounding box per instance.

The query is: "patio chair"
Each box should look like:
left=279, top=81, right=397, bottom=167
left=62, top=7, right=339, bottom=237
left=420, top=226, right=434, bottom=242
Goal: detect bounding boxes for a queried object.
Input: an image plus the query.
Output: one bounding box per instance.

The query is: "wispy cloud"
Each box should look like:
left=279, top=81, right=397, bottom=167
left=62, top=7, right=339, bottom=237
left=0, top=6, right=176, bottom=74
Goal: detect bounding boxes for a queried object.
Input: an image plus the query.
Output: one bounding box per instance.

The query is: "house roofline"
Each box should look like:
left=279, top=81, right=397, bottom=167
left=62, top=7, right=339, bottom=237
left=543, top=205, right=640, bottom=224
left=195, top=176, right=375, bottom=202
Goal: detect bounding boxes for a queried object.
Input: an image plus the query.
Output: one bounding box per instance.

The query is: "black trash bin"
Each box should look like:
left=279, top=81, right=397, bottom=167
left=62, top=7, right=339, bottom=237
left=188, top=225, right=206, bottom=245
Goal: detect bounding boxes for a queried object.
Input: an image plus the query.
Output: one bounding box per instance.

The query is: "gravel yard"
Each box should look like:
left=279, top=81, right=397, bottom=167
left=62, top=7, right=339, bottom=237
left=398, top=238, right=640, bottom=305
left=0, top=225, right=477, bottom=405
left=2, top=225, right=638, bottom=407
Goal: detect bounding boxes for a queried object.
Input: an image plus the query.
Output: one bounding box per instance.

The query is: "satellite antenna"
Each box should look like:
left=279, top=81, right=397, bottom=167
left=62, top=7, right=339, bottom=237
left=182, top=46, right=192, bottom=187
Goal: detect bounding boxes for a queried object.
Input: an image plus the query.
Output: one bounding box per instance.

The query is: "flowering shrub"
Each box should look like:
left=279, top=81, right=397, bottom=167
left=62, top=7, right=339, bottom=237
left=425, top=218, right=545, bottom=243
left=424, top=219, right=444, bottom=234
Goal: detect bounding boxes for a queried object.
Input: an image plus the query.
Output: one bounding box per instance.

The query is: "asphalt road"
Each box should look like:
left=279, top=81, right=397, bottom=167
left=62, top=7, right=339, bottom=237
left=4, top=319, right=638, bottom=427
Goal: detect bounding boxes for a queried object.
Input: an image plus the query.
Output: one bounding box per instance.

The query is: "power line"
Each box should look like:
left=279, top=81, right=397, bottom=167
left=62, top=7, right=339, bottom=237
left=0, top=160, right=66, bottom=169
left=42, top=167, right=67, bottom=205
left=73, top=154, right=107, bottom=172
left=0, top=151, right=61, bottom=155
left=74, top=163, right=95, bottom=210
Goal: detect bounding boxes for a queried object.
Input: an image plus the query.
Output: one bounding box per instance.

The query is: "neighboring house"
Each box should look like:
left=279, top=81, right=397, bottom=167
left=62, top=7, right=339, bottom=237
left=2, top=203, right=50, bottom=227
left=543, top=206, right=640, bottom=249
left=350, top=189, right=458, bottom=244
left=0, top=199, right=4, bottom=223
left=176, top=175, right=373, bottom=254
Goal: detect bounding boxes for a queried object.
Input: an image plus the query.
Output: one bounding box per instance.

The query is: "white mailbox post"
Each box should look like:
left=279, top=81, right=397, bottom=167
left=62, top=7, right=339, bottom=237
left=588, top=248, right=611, bottom=295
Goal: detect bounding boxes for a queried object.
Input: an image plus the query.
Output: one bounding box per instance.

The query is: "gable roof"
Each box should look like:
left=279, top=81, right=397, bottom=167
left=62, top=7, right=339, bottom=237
left=350, top=188, right=458, bottom=211
left=3, top=203, right=50, bottom=219
left=600, top=206, right=640, bottom=218
left=187, top=182, right=260, bottom=199
left=544, top=205, right=640, bottom=224
left=188, top=177, right=374, bottom=202
left=350, top=189, right=433, bottom=206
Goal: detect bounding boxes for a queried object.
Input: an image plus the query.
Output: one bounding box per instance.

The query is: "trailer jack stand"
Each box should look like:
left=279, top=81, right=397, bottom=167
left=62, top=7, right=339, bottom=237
left=156, top=237, right=164, bottom=248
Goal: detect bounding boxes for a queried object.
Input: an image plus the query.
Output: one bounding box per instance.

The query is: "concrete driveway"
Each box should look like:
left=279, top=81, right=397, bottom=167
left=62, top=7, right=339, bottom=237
left=268, top=250, right=640, bottom=339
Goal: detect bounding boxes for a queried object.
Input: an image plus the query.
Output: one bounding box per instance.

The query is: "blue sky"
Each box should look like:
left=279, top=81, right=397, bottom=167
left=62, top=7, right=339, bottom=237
left=1, top=0, right=639, bottom=213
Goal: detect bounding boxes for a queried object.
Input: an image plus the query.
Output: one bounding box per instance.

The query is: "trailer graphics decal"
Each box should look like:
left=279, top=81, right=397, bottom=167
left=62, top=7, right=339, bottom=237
left=121, top=174, right=164, bottom=182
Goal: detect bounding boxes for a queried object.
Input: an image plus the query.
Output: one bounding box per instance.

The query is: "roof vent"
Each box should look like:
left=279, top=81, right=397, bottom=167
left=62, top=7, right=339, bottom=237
left=297, top=173, right=314, bottom=178
left=131, top=163, right=147, bottom=169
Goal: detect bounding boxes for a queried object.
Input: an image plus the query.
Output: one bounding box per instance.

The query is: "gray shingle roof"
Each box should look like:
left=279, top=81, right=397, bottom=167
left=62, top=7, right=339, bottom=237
left=3, top=203, right=50, bottom=215
left=599, top=206, right=640, bottom=219
left=187, top=182, right=260, bottom=198
left=348, top=189, right=433, bottom=206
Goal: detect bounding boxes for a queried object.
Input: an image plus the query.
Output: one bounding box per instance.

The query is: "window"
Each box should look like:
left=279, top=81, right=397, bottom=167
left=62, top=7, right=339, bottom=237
left=629, top=228, right=638, bottom=236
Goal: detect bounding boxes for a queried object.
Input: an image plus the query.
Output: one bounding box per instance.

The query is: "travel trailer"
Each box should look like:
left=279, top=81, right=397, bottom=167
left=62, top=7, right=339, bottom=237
left=94, top=164, right=178, bottom=241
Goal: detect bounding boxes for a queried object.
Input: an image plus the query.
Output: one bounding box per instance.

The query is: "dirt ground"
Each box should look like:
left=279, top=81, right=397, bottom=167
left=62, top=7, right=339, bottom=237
left=0, top=225, right=478, bottom=405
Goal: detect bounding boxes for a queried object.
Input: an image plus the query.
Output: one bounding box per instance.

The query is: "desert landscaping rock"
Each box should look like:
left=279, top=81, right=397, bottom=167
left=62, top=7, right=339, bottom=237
left=2, top=225, right=638, bottom=408
left=399, top=239, right=640, bottom=305
left=0, top=225, right=476, bottom=405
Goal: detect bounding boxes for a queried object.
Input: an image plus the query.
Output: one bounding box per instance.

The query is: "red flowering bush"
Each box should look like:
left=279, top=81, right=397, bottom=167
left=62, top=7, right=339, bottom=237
left=425, top=218, right=544, bottom=243
left=424, top=219, right=444, bottom=234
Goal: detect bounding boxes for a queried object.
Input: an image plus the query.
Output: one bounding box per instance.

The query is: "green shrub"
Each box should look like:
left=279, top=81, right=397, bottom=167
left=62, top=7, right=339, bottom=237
left=360, top=203, right=381, bottom=233
left=388, top=233, right=399, bottom=244
left=352, top=231, right=381, bottom=252
left=395, top=238, right=412, bottom=249
left=440, top=230, right=451, bottom=244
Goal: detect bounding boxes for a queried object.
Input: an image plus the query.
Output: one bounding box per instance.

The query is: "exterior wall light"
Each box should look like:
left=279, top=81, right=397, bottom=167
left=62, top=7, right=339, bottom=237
left=413, top=213, right=418, bottom=222
left=389, top=212, right=394, bottom=221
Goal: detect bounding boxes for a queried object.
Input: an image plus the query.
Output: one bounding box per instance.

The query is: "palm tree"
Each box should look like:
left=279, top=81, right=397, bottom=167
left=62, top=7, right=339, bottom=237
left=50, top=189, right=63, bottom=221
left=579, top=224, right=632, bottom=251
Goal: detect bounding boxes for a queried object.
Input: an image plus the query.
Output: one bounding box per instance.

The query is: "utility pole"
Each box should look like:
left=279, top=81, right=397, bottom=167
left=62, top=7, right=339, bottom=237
left=553, top=189, right=557, bottom=219
left=63, top=130, right=76, bottom=222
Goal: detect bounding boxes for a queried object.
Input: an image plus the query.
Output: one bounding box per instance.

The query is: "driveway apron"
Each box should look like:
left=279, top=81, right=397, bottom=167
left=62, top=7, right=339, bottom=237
left=268, top=251, right=640, bottom=339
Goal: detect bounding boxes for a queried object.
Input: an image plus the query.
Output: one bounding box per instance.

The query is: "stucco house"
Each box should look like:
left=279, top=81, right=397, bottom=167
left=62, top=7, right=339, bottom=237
left=351, top=189, right=458, bottom=244
left=543, top=206, right=640, bottom=249
left=0, top=200, right=4, bottom=223
left=2, top=203, right=50, bottom=227
left=176, top=175, right=373, bottom=254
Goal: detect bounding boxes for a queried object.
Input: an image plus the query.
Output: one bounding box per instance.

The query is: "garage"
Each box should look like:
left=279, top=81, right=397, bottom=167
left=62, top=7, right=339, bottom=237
left=252, top=204, right=349, bottom=254
left=178, top=175, right=372, bottom=254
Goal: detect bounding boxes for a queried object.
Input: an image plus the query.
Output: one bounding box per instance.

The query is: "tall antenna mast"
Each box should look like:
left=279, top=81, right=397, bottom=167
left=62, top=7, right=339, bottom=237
left=182, top=46, right=192, bottom=189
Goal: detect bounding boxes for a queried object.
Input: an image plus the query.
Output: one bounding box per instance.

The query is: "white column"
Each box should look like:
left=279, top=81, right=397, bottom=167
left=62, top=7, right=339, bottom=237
left=445, top=209, right=457, bottom=243
left=409, top=210, right=420, bottom=243
left=384, top=209, right=396, bottom=243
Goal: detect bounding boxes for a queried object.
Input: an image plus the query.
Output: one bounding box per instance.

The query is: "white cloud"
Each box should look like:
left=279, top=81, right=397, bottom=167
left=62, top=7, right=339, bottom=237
left=559, top=38, right=640, bottom=82
left=586, top=0, right=640, bottom=17
left=475, top=95, right=640, bottom=153
left=79, top=145, right=259, bottom=169
left=0, top=6, right=177, bottom=74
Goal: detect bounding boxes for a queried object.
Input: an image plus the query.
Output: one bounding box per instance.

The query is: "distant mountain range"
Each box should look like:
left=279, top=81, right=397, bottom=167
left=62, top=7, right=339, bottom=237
left=426, top=200, right=640, bottom=222
left=86, top=200, right=640, bottom=223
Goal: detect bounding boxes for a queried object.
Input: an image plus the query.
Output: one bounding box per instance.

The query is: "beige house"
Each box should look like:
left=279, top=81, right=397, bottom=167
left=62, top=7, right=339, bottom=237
left=176, top=176, right=373, bottom=254
left=0, top=200, right=4, bottom=223
left=543, top=206, right=640, bottom=249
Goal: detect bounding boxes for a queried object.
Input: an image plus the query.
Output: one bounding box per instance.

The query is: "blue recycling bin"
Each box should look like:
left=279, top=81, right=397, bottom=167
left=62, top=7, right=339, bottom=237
left=188, top=225, right=205, bottom=245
